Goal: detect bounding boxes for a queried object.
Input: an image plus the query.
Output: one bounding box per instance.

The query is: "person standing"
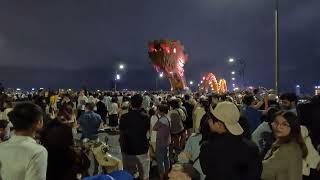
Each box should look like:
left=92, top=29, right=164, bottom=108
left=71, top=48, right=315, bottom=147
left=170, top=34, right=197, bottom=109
left=108, top=97, right=119, bottom=131
left=96, top=95, right=107, bottom=126
left=279, top=93, right=298, bottom=114
left=40, top=120, right=90, bottom=180
left=183, top=94, right=195, bottom=135
left=241, top=94, right=268, bottom=133
left=169, top=99, right=186, bottom=152
left=77, top=90, right=88, bottom=118
left=200, top=101, right=261, bottom=180
left=261, top=111, right=308, bottom=180
left=0, top=103, right=48, bottom=180
left=78, top=103, right=102, bottom=141
left=153, top=104, right=171, bottom=180
left=119, top=94, right=150, bottom=180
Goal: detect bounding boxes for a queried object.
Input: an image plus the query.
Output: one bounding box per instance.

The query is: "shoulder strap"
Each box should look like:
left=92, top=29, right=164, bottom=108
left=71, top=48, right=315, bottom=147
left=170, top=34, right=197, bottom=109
left=191, top=155, right=200, bottom=165
left=175, top=109, right=181, bottom=116
left=164, top=116, right=171, bottom=128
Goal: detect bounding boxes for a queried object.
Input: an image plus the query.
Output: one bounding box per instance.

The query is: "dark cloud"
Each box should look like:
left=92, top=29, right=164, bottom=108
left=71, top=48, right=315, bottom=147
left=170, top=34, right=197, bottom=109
left=0, top=0, right=319, bottom=93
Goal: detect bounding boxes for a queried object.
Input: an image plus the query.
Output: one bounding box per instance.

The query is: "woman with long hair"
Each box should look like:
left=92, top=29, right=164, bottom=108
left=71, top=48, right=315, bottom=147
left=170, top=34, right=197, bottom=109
left=40, top=120, right=90, bottom=180
left=262, top=111, right=308, bottom=180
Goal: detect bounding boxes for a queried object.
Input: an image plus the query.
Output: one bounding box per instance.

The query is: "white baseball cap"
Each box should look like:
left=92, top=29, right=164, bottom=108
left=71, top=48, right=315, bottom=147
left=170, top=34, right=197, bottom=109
left=210, top=101, right=243, bottom=135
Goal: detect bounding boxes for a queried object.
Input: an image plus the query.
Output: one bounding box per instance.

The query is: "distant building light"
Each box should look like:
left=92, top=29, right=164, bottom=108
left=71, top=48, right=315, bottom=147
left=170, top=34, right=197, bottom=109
left=31, top=88, right=35, bottom=91
left=16, top=88, right=21, bottom=91
left=189, top=81, right=194, bottom=85
left=296, top=85, right=300, bottom=88
left=231, top=71, right=235, bottom=75
left=232, top=77, right=236, bottom=81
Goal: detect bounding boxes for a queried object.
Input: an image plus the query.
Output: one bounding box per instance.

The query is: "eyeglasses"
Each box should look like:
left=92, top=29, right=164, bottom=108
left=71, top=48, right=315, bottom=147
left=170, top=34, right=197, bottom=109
left=272, top=121, right=290, bottom=128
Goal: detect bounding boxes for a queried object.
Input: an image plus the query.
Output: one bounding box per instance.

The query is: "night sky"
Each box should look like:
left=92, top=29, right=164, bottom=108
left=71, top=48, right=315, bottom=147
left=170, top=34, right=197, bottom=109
left=0, top=0, right=319, bottom=93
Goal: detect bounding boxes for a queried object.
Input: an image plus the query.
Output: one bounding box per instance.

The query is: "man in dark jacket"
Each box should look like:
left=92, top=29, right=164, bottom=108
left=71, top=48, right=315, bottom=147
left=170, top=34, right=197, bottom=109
left=183, top=94, right=194, bottom=131
left=119, top=94, right=150, bottom=180
left=200, top=101, right=261, bottom=180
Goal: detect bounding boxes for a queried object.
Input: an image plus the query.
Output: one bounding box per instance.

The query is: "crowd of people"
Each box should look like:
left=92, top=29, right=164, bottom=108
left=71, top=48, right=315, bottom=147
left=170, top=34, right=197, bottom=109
left=0, top=87, right=320, bottom=180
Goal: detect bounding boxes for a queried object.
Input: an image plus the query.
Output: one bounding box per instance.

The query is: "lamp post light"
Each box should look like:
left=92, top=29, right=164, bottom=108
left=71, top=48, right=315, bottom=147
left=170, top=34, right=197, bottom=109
left=114, top=74, right=121, bottom=91
left=156, top=72, right=164, bottom=90
left=188, top=81, right=194, bottom=91
left=227, top=57, right=246, bottom=89
left=114, top=64, right=125, bottom=91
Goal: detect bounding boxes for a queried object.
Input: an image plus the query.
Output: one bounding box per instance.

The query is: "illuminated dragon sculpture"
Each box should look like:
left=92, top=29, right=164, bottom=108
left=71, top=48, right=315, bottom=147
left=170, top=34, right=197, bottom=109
left=148, top=40, right=188, bottom=91
left=199, top=72, right=228, bottom=94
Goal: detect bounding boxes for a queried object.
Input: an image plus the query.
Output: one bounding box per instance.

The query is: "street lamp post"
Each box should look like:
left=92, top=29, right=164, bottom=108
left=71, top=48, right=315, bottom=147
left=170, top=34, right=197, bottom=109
left=114, top=74, right=120, bottom=91
left=156, top=72, right=164, bottom=91
left=275, top=0, right=280, bottom=94
left=114, top=64, right=124, bottom=91
left=227, top=58, right=246, bottom=89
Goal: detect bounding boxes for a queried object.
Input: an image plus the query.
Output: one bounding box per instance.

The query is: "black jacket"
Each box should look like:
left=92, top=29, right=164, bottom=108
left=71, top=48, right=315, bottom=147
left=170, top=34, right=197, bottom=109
left=183, top=101, right=194, bottom=129
left=119, top=109, right=150, bottom=155
left=200, top=133, right=261, bottom=180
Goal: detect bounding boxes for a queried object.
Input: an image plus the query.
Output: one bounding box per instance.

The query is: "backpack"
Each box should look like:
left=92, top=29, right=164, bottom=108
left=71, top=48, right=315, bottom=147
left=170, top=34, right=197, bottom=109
left=170, top=109, right=185, bottom=134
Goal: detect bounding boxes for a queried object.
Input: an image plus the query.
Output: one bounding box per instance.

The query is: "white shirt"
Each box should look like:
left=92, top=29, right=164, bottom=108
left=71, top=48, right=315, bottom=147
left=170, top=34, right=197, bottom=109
left=103, top=96, right=112, bottom=111
left=0, top=135, right=48, bottom=180
left=1, top=108, right=13, bottom=121
left=109, top=103, right=118, bottom=115
left=301, top=126, right=320, bottom=176
left=142, top=96, right=151, bottom=111
left=88, top=96, right=97, bottom=104
left=150, top=115, right=158, bottom=143
left=117, top=96, right=123, bottom=105
left=77, top=95, right=88, bottom=110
